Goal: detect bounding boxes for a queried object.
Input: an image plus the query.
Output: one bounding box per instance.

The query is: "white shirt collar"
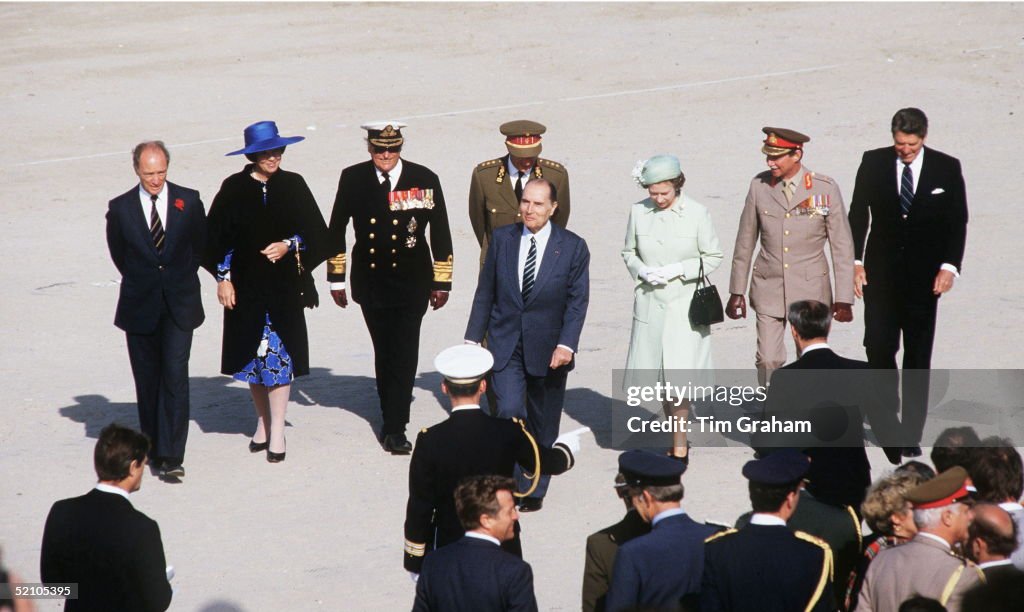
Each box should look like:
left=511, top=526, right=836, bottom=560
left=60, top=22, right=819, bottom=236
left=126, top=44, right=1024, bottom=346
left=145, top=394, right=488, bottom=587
left=506, top=157, right=534, bottom=181
left=999, top=501, right=1024, bottom=513
left=464, top=531, right=500, bottom=546
left=521, top=219, right=552, bottom=239
left=801, top=342, right=830, bottom=355
left=979, top=559, right=1015, bottom=570
left=375, top=159, right=403, bottom=191
left=896, top=147, right=925, bottom=194
left=651, top=507, right=686, bottom=527
left=750, top=513, right=787, bottom=527
left=95, top=483, right=131, bottom=502
left=451, top=404, right=481, bottom=413
left=918, top=532, right=952, bottom=549
left=138, top=184, right=168, bottom=225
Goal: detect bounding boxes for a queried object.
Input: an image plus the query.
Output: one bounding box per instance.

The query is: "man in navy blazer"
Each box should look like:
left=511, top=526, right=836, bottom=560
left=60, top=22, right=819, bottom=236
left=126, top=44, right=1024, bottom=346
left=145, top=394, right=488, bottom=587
left=465, top=178, right=590, bottom=511
left=413, top=475, right=538, bottom=612
left=105, top=141, right=206, bottom=478
left=605, top=450, right=714, bottom=612
left=41, top=423, right=172, bottom=611
left=848, top=108, right=968, bottom=456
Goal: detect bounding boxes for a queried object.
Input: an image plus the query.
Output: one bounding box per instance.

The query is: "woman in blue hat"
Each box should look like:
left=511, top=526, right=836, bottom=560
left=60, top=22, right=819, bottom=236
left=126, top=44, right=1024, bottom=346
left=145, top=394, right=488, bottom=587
left=622, top=155, right=723, bottom=464
left=205, top=121, right=328, bottom=462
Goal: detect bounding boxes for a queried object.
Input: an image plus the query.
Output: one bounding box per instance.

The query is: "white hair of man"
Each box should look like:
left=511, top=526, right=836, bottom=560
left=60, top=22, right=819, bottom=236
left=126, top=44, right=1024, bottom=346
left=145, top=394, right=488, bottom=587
left=913, top=503, right=967, bottom=530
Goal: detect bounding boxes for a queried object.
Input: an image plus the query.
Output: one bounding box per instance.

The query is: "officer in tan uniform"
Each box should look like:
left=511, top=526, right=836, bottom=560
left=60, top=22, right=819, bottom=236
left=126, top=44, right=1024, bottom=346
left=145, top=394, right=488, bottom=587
left=468, top=120, right=570, bottom=264
left=727, top=127, right=855, bottom=386
left=854, top=467, right=983, bottom=612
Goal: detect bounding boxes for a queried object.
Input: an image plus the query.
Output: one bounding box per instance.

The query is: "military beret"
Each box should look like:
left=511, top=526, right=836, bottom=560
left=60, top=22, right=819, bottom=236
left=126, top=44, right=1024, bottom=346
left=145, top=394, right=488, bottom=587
left=638, top=154, right=683, bottom=187
left=501, top=120, right=546, bottom=157
left=905, top=466, right=972, bottom=509
left=618, top=449, right=686, bottom=487
left=434, top=344, right=494, bottom=385
left=742, top=449, right=810, bottom=485
left=361, top=120, right=406, bottom=147
left=761, top=127, right=810, bottom=156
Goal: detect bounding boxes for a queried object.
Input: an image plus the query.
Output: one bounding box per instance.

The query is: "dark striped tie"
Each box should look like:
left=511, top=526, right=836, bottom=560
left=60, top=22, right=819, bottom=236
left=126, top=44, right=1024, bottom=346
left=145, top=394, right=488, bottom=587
left=149, top=194, right=165, bottom=253
left=899, top=163, right=914, bottom=216
left=521, top=236, right=537, bottom=302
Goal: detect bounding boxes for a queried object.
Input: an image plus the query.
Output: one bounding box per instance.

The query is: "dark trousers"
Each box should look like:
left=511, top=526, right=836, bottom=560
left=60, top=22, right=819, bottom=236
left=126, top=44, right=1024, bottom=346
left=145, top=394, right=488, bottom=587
left=360, top=302, right=428, bottom=436
left=491, top=340, right=568, bottom=500
left=863, top=280, right=939, bottom=445
left=125, top=304, right=194, bottom=463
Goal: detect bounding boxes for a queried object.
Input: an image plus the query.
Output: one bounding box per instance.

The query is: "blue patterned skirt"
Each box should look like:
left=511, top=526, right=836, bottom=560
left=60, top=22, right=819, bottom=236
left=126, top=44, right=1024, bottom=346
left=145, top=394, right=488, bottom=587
left=233, top=313, right=293, bottom=386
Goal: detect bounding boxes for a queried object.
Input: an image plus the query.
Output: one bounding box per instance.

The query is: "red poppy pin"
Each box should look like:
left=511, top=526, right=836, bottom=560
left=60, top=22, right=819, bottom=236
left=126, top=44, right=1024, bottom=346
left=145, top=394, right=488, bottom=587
left=174, top=198, right=185, bottom=211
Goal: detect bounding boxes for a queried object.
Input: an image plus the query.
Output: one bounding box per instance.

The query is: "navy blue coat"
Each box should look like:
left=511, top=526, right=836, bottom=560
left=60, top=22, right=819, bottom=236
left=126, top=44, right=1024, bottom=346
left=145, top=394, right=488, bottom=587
left=413, top=536, right=538, bottom=612
left=465, top=222, right=589, bottom=376
left=106, top=182, right=206, bottom=334
left=605, top=512, right=715, bottom=612
left=701, top=523, right=833, bottom=612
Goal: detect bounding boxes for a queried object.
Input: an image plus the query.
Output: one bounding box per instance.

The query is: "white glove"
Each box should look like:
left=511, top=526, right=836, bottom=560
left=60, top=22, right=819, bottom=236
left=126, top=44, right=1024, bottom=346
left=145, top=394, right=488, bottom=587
left=409, top=572, right=419, bottom=584
left=555, top=427, right=590, bottom=455
left=656, top=262, right=685, bottom=281
left=639, top=267, right=666, bottom=286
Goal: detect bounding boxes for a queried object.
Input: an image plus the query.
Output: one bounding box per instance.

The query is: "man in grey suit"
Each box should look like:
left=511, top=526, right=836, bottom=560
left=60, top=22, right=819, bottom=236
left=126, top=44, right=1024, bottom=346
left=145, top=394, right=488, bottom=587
left=465, top=178, right=590, bottom=512
left=727, top=128, right=855, bottom=386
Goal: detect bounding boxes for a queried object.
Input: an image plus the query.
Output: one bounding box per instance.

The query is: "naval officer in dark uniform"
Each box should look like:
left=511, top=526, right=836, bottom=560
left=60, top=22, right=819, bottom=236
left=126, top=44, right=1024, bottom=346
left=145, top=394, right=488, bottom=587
left=404, top=344, right=578, bottom=575
left=701, top=450, right=835, bottom=612
left=326, top=122, right=454, bottom=454
left=468, top=120, right=571, bottom=264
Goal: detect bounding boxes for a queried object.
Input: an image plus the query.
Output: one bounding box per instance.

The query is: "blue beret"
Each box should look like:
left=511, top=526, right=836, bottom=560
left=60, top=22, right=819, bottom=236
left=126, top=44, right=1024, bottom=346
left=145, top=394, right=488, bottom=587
left=741, top=449, right=810, bottom=485
left=618, top=449, right=686, bottom=487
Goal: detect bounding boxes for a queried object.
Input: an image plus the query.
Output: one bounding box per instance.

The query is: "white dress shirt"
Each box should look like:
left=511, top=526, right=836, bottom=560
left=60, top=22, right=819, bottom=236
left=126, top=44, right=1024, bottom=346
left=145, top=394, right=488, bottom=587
left=506, top=157, right=534, bottom=195
left=375, top=159, right=403, bottom=192
left=651, top=507, right=687, bottom=527
left=895, top=148, right=924, bottom=196
left=464, top=531, right=501, bottom=546
left=138, top=184, right=167, bottom=227
left=95, top=483, right=131, bottom=502
left=518, top=222, right=552, bottom=291
left=749, top=513, right=787, bottom=526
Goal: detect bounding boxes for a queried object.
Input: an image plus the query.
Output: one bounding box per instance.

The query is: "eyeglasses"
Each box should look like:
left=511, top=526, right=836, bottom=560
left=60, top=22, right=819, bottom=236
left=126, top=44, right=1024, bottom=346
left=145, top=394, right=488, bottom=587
left=372, top=145, right=402, bottom=154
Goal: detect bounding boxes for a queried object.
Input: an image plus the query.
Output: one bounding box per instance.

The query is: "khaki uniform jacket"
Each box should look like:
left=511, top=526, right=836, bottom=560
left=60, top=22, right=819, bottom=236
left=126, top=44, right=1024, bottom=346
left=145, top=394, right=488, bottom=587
left=581, top=509, right=650, bottom=612
left=854, top=534, right=984, bottom=612
left=729, top=166, right=855, bottom=318
left=468, top=156, right=570, bottom=264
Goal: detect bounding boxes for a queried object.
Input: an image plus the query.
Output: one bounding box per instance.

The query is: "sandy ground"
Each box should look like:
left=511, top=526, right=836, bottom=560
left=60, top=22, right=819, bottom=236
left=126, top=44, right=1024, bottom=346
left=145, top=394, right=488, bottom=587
left=2, top=2, right=1023, bottom=610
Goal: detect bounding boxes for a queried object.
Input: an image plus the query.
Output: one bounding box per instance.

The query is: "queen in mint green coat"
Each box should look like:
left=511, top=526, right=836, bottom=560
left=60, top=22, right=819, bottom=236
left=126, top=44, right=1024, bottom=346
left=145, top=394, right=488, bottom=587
left=622, top=156, right=723, bottom=395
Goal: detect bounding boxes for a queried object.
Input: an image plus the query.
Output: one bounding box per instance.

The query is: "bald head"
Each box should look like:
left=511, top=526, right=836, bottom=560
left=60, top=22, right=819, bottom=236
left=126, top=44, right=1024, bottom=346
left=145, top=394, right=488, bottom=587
left=968, top=503, right=1018, bottom=563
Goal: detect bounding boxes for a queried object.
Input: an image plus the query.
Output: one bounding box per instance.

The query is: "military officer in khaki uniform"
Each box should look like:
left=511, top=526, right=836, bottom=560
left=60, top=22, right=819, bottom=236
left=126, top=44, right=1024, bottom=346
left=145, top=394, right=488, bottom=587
left=468, top=120, right=570, bottom=264
left=854, top=467, right=983, bottom=612
left=727, top=128, right=855, bottom=386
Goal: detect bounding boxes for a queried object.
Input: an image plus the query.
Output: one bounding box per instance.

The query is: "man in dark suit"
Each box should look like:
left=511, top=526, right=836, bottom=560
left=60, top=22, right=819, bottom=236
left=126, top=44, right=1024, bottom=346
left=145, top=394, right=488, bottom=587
left=413, top=474, right=538, bottom=612
left=404, top=344, right=579, bottom=575
left=760, top=300, right=902, bottom=511
left=465, top=178, right=590, bottom=512
left=604, top=450, right=713, bottom=612
left=848, top=107, right=969, bottom=457
left=105, top=141, right=205, bottom=479
left=967, top=503, right=1023, bottom=582
left=701, top=450, right=835, bottom=612
left=41, top=423, right=172, bottom=611
left=326, top=122, right=454, bottom=454
left=582, top=473, right=651, bottom=612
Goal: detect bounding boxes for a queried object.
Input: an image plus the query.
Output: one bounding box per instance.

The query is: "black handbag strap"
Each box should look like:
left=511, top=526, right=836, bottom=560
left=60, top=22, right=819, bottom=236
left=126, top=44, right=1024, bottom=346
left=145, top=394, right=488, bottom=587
left=695, top=258, right=708, bottom=290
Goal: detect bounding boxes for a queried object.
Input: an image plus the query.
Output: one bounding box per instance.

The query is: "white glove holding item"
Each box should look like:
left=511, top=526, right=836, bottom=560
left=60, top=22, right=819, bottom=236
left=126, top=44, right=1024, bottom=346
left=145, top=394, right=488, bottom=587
left=638, top=267, right=666, bottom=286
left=656, top=262, right=685, bottom=281
left=409, top=572, right=419, bottom=584
left=554, top=427, right=590, bottom=455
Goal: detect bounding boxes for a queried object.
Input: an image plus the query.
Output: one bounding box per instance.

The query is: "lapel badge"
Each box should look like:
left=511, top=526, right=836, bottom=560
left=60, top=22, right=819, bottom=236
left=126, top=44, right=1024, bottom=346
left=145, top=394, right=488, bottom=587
left=804, top=173, right=813, bottom=190
left=406, top=235, right=417, bottom=248
left=407, top=217, right=418, bottom=234
left=496, top=166, right=506, bottom=184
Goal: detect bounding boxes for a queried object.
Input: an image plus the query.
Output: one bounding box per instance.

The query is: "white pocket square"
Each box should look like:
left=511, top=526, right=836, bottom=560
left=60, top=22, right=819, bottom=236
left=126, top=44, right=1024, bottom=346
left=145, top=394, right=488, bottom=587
left=931, top=187, right=945, bottom=194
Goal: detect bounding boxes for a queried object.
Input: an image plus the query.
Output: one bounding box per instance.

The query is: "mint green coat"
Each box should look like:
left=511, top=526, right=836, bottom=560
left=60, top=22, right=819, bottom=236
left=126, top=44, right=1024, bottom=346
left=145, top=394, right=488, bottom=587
left=621, top=195, right=723, bottom=388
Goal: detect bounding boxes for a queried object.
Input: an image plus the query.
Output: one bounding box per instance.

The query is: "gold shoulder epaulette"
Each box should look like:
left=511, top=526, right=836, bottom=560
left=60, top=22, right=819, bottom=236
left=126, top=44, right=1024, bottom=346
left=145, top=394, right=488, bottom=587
left=420, top=427, right=428, bottom=434
left=705, top=528, right=738, bottom=543
left=794, top=530, right=830, bottom=550
left=476, top=158, right=502, bottom=170
left=538, top=158, right=564, bottom=169
left=845, top=506, right=863, bottom=549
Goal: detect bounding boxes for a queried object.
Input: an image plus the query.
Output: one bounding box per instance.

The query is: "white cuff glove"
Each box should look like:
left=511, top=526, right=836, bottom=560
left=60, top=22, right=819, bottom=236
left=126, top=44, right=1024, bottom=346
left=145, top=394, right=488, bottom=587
left=409, top=572, right=419, bottom=584
left=657, top=262, right=685, bottom=281
left=639, top=267, right=666, bottom=286
left=554, top=427, right=590, bottom=455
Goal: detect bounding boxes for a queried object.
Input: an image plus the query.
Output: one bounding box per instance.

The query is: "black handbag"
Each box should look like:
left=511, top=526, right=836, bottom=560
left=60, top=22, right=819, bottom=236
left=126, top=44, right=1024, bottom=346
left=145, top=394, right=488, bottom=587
left=295, top=250, right=319, bottom=309
left=688, top=258, right=723, bottom=326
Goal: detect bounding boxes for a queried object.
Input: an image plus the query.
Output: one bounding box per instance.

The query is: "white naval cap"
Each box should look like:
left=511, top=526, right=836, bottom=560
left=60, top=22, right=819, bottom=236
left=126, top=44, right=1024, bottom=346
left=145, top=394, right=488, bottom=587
left=359, top=120, right=408, bottom=131
left=434, top=344, right=494, bottom=385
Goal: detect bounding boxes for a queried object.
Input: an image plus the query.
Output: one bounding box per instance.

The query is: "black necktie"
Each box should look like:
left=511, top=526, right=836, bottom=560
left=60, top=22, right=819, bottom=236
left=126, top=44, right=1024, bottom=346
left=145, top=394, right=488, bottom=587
left=522, top=236, right=537, bottom=302
left=149, top=194, right=165, bottom=253
left=899, top=163, right=914, bottom=216
left=382, top=171, right=391, bottom=192
left=514, top=173, right=524, bottom=202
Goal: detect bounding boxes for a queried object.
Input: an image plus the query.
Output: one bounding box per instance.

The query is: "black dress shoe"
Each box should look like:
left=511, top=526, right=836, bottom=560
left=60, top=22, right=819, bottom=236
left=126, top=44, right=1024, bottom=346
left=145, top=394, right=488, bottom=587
left=266, top=450, right=286, bottom=463
left=161, top=463, right=185, bottom=479
left=518, top=497, right=543, bottom=513
left=382, top=434, right=413, bottom=455
left=902, top=446, right=923, bottom=458
left=249, top=439, right=269, bottom=453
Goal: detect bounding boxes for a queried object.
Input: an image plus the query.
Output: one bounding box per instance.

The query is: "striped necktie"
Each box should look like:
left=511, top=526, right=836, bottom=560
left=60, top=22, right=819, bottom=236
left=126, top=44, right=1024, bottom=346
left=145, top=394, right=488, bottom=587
left=149, top=194, right=165, bottom=253
left=899, top=163, right=914, bottom=216
left=521, top=236, right=537, bottom=301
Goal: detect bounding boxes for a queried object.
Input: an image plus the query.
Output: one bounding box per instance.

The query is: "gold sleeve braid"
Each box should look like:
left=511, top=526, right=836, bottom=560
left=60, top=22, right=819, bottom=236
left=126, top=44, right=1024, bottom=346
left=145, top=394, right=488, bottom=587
left=328, top=253, right=346, bottom=276
left=404, top=539, right=426, bottom=557
left=433, top=255, right=453, bottom=283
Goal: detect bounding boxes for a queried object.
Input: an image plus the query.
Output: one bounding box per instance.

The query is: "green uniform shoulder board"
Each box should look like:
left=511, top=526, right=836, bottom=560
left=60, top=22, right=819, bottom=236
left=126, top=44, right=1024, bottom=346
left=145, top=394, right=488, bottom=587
left=704, top=528, right=737, bottom=543
left=538, top=158, right=564, bottom=169
left=810, top=171, right=835, bottom=184
left=476, top=158, right=502, bottom=170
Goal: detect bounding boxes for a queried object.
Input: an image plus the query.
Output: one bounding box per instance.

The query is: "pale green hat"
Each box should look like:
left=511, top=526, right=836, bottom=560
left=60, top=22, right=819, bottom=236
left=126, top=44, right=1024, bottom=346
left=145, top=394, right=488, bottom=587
left=635, top=155, right=682, bottom=187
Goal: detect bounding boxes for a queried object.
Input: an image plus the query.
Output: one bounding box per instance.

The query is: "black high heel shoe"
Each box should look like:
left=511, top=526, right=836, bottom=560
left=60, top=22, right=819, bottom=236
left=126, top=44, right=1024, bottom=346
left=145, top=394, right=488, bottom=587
left=249, top=439, right=269, bottom=453
left=267, top=450, right=286, bottom=463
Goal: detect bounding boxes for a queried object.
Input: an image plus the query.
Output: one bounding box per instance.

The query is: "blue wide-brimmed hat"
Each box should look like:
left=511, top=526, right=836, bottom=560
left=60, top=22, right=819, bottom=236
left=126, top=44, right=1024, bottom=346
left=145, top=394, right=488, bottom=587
left=226, top=121, right=305, bottom=156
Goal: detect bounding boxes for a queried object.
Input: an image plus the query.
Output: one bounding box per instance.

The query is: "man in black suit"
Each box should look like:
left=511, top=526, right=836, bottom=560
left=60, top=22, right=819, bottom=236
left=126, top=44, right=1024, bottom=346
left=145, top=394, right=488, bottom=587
left=105, top=141, right=206, bottom=478
left=967, top=503, right=1023, bottom=582
left=760, top=300, right=902, bottom=511
left=848, top=107, right=969, bottom=457
left=404, top=344, right=578, bottom=575
left=41, top=423, right=172, bottom=611
left=465, top=178, right=590, bottom=512
left=326, top=122, right=454, bottom=454
left=413, top=475, right=539, bottom=612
